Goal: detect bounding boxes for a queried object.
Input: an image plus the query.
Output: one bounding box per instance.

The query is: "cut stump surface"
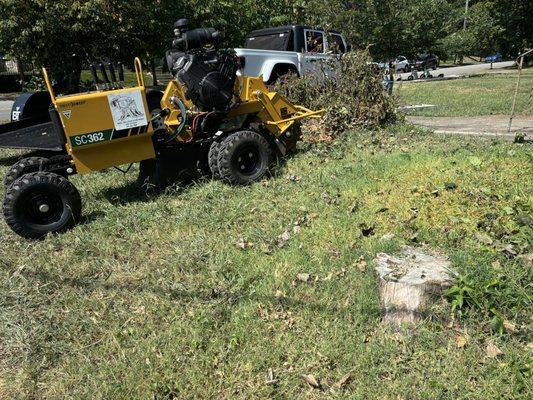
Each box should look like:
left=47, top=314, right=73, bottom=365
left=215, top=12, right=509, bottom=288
left=375, top=246, right=454, bottom=327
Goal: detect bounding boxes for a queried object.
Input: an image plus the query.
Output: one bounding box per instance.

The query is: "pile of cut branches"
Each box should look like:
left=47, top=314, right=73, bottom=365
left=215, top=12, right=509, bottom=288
left=274, top=51, right=397, bottom=142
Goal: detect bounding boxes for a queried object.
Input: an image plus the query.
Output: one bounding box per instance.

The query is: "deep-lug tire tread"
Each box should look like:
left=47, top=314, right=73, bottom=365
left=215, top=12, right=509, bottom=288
left=3, top=172, right=82, bottom=239
left=4, top=157, right=49, bottom=190
left=217, top=130, right=272, bottom=185
left=208, top=140, right=222, bottom=179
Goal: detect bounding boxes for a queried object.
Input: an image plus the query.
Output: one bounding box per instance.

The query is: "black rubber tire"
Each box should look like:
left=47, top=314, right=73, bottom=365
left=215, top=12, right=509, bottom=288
left=3, top=172, right=82, bottom=239
left=137, top=158, right=163, bottom=194
left=217, top=130, right=272, bottom=185
left=4, top=157, right=49, bottom=190
left=208, top=140, right=222, bottom=179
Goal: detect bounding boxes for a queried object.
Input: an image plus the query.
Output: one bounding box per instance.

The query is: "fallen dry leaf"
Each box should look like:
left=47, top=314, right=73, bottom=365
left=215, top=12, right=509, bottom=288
left=301, top=374, right=321, bottom=389
left=323, top=273, right=333, bottom=282
left=503, top=320, right=517, bottom=333
left=286, top=174, right=301, bottom=182
left=475, top=232, right=494, bottom=246
left=455, top=335, right=467, bottom=349
left=277, top=230, right=291, bottom=247
left=517, top=253, right=533, bottom=268
left=260, top=243, right=273, bottom=254
left=486, top=343, right=503, bottom=358
left=354, top=256, right=367, bottom=272
left=335, top=268, right=347, bottom=277
left=265, top=368, right=276, bottom=385
left=236, top=237, right=253, bottom=250
left=501, top=244, right=517, bottom=257
left=381, top=233, right=395, bottom=241
left=332, top=374, right=351, bottom=389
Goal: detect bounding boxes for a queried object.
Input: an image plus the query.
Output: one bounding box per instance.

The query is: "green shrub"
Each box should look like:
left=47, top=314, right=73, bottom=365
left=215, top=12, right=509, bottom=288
left=274, top=50, right=397, bottom=142
left=21, top=74, right=47, bottom=92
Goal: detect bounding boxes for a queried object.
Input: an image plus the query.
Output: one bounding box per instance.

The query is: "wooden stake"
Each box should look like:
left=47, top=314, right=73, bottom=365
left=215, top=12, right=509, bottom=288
left=508, top=49, right=532, bottom=133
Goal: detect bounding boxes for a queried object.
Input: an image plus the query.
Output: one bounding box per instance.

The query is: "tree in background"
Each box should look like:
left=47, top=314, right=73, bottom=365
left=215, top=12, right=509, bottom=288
left=182, top=0, right=302, bottom=47
left=440, top=1, right=504, bottom=62
left=492, top=0, right=532, bottom=57
left=296, top=0, right=454, bottom=60
left=0, top=0, right=530, bottom=92
left=465, top=1, right=504, bottom=57
left=0, top=0, right=188, bottom=92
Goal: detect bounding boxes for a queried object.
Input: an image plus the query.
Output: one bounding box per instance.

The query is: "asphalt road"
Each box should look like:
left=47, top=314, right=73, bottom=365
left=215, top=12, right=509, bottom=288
left=398, top=60, right=516, bottom=80
left=0, top=100, right=13, bottom=122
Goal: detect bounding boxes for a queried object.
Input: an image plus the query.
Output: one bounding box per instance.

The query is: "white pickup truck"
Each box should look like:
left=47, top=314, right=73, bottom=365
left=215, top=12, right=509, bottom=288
left=235, top=25, right=349, bottom=84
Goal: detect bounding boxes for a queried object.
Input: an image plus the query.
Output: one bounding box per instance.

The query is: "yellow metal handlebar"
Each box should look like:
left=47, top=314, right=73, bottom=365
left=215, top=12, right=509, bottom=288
left=41, top=67, right=56, bottom=104
left=134, top=57, right=145, bottom=88
left=265, top=106, right=324, bottom=126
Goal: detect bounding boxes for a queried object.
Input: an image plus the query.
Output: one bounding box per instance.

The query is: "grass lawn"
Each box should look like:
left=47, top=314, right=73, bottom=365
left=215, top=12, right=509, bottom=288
left=396, top=68, right=533, bottom=117
left=0, top=124, right=531, bottom=399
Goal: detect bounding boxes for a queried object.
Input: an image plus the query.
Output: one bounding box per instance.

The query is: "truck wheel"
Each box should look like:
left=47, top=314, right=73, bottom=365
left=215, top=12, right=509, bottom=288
left=4, top=157, right=49, bottom=190
left=208, top=140, right=222, bottom=179
left=3, top=172, right=82, bottom=239
left=217, top=130, right=272, bottom=185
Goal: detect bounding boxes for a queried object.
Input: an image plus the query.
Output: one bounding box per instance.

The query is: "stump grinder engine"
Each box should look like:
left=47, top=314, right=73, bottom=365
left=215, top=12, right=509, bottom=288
left=1, top=19, right=323, bottom=239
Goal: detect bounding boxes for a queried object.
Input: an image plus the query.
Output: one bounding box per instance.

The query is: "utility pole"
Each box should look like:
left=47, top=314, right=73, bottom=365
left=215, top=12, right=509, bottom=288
left=463, top=0, right=469, bottom=30
left=460, top=0, right=470, bottom=65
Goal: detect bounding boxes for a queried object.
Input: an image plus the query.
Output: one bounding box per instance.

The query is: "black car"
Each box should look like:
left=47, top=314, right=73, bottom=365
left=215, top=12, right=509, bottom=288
left=412, top=53, right=439, bottom=71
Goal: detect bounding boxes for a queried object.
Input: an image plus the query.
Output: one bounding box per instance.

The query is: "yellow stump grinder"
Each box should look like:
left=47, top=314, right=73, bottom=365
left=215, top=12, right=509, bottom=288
left=1, top=20, right=322, bottom=239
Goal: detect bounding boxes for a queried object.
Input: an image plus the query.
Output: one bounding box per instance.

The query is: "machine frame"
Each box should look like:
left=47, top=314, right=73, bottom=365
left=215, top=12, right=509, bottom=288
left=2, top=57, right=322, bottom=239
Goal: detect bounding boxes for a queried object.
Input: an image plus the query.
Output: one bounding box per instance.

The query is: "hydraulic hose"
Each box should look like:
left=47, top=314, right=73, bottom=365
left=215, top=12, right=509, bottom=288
left=164, top=97, right=188, bottom=143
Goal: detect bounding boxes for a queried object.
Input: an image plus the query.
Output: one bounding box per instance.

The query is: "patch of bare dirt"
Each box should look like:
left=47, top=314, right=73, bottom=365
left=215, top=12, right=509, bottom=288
left=407, top=115, right=533, bottom=139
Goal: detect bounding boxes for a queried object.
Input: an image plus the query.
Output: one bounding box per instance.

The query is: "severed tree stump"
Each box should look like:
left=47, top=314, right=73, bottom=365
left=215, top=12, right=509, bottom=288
left=375, top=246, right=454, bottom=327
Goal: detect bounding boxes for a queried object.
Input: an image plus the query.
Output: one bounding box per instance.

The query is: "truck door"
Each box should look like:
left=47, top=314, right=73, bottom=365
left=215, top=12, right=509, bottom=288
left=301, top=30, right=329, bottom=76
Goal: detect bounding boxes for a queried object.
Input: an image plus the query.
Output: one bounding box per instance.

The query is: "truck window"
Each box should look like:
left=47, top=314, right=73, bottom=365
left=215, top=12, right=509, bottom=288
left=327, top=33, right=346, bottom=54
left=305, top=30, right=325, bottom=53
left=245, top=32, right=293, bottom=51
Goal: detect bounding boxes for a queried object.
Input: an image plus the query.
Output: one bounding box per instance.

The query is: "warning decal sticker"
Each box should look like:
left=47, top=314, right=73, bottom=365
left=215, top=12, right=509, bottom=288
left=107, top=90, right=148, bottom=131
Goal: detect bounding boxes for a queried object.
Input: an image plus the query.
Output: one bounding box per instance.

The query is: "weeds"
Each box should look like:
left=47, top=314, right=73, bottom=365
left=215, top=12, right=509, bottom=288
left=447, top=273, right=506, bottom=332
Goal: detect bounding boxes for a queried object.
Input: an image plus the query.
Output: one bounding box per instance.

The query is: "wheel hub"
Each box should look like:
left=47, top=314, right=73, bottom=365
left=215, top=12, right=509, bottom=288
left=22, top=190, right=63, bottom=225
left=233, top=146, right=260, bottom=175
